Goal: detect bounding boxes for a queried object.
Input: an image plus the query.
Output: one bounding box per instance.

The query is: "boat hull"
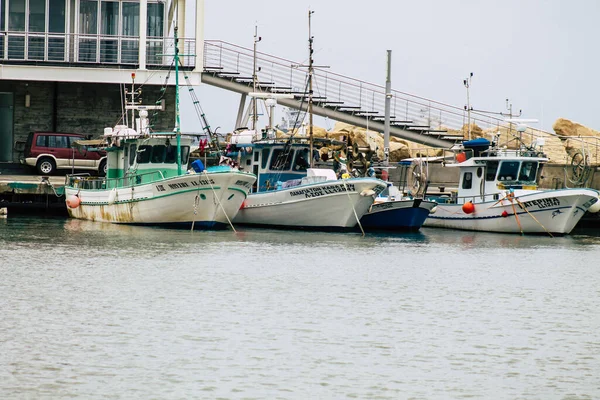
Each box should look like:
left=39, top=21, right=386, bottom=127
left=424, top=188, right=599, bottom=234
left=234, top=178, right=387, bottom=229
left=361, top=199, right=436, bottom=231
left=65, top=171, right=256, bottom=229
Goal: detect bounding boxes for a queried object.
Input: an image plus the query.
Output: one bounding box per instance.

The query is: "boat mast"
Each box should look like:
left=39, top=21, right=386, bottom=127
left=308, top=9, right=315, bottom=168
left=174, top=26, right=182, bottom=175
left=383, top=50, right=392, bottom=166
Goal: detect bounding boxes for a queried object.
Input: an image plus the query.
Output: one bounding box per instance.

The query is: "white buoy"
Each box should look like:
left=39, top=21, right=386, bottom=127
left=587, top=196, right=600, bottom=213
left=108, top=188, right=117, bottom=205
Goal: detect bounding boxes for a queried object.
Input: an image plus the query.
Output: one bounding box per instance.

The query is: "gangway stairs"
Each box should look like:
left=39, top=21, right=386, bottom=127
left=200, top=41, right=534, bottom=148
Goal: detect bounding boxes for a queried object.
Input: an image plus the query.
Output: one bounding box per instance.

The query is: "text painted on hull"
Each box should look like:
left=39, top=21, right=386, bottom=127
left=290, top=183, right=356, bottom=198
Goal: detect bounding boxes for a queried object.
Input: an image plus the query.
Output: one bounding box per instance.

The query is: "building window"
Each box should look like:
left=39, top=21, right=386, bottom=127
left=99, top=1, right=118, bottom=62
left=79, top=0, right=97, bottom=34
left=29, top=0, right=45, bottom=32
left=121, top=2, right=139, bottom=36
left=48, top=0, right=65, bottom=33
left=0, top=0, right=5, bottom=59
left=9, top=0, right=25, bottom=31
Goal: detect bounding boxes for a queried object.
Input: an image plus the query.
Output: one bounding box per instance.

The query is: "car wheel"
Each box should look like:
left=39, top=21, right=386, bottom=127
left=36, top=157, right=56, bottom=175
left=98, top=160, right=107, bottom=177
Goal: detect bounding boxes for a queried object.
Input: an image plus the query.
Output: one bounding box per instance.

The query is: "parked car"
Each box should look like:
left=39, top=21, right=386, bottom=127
left=20, top=132, right=107, bottom=176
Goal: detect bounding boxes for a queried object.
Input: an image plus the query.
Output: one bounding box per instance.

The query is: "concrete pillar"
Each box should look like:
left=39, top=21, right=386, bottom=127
left=194, top=0, right=204, bottom=72
left=139, top=0, right=148, bottom=69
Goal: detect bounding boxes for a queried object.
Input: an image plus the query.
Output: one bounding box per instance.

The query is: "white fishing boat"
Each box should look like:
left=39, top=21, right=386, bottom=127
left=229, top=135, right=386, bottom=229
left=423, top=137, right=600, bottom=235
left=64, top=29, right=256, bottom=229
left=228, top=14, right=385, bottom=230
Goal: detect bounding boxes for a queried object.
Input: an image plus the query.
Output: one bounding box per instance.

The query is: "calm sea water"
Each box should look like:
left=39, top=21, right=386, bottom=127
left=1, top=216, right=599, bottom=399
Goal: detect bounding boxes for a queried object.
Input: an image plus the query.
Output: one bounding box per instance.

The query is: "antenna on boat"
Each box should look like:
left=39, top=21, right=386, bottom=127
left=463, top=72, right=473, bottom=140
left=252, top=25, right=262, bottom=131
left=308, top=9, right=315, bottom=168
left=383, top=50, right=392, bottom=167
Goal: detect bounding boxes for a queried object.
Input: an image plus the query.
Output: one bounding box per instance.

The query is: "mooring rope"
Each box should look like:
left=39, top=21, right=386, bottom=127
left=204, top=170, right=236, bottom=233
left=342, top=179, right=365, bottom=237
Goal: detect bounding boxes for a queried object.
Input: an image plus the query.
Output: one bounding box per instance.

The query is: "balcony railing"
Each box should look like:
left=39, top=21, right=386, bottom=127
left=0, top=31, right=196, bottom=67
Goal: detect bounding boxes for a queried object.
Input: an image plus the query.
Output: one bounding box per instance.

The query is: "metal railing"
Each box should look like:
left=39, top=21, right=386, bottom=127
left=203, top=41, right=551, bottom=136
left=1, top=31, right=195, bottom=67
left=66, top=170, right=165, bottom=191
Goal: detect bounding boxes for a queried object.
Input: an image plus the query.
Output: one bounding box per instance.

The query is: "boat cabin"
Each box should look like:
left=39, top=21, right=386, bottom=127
left=233, top=142, right=311, bottom=192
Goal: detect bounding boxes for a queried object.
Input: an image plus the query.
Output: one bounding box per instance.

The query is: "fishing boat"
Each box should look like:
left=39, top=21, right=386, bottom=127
left=227, top=14, right=385, bottom=231
left=64, top=29, right=256, bottom=229
left=423, top=136, right=600, bottom=235
left=229, top=132, right=385, bottom=229
left=358, top=50, right=436, bottom=231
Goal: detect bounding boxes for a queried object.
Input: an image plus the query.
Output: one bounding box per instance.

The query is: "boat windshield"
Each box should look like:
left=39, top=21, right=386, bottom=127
left=497, top=160, right=538, bottom=184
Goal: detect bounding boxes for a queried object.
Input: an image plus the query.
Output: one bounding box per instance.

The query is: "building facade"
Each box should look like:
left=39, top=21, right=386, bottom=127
left=0, top=0, right=203, bottom=163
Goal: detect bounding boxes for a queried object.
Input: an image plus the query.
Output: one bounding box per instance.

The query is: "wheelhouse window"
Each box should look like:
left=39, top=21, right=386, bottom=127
left=261, top=148, right=270, bottom=169
left=270, top=149, right=292, bottom=170
left=497, top=161, right=520, bottom=182
left=293, top=149, right=309, bottom=172
left=181, top=146, right=190, bottom=165
left=165, top=144, right=176, bottom=163
left=151, top=145, right=166, bottom=163
left=462, top=172, right=473, bottom=189
left=137, top=145, right=152, bottom=163
left=518, top=161, right=538, bottom=182
left=128, top=144, right=137, bottom=166
left=485, top=161, right=499, bottom=181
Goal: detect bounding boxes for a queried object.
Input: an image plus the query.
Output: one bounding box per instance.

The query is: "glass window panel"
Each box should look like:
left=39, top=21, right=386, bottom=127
left=48, top=37, right=65, bottom=60
left=121, top=39, right=138, bottom=63
left=293, top=149, right=309, bottom=171
left=181, top=146, right=190, bottom=165
left=151, top=145, right=166, bottom=163
left=79, top=0, right=97, bottom=34
left=518, top=161, right=538, bottom=182
left=100, top=1, right=118, bottom=35
left=36, top=135, right=47, bottom=147
left=261, top=148, right=270, bottom=169
left=270, top=149, right=292, bottom=170
left=48, top=0, right=65, bottom=33
left=48, top=135, right=69, bottom=148
left=29, top=0, right=46, bottom=32
left=146, top=41, right=163, bottom=65
left=100, top=39, right=117, bottom=62
left=498, top=161, right=520, bottom=182
left=9, top=0, right=26, bottom=31
left=147, top=2, right=163, bottom=37
left=121, top=2, right=139, bottom=36
left=28, top=36, right=45, bottom=60
left=0, top=36, right=3, bottom=59
left=1, top=0, right=5, bottom=31
left=78, top=38, right=97, bottom=61
left=485, top=160, right=499, bottom=181
left=165, top=144, right=176, bottom=163
left=137, top=145, right=152, bottom=163
left=462, top=172, right=472, bottom=189
left=8, top=36, right=24, bottom=59
left=129, top=144, right=137, bottom=166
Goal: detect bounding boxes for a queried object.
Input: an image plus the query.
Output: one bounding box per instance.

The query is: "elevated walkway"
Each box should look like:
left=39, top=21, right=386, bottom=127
left=200, top=41, right=543, bottom=148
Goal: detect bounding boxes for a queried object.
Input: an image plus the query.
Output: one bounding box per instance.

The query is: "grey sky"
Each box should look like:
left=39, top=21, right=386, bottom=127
left=181, top=0, right=600, bottom=134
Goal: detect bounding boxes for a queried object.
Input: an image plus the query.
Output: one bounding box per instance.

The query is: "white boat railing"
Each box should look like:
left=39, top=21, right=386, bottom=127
left=66, top=170, right=166, bottom=190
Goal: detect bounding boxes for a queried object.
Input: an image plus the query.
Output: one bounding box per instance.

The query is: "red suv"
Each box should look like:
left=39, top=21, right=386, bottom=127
left=21, top=132, right=107, bottom=176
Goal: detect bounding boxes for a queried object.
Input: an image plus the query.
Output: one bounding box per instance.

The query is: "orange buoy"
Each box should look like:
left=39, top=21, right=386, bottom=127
left=456, top=152, right=467, bottom=163
left=66, top=194, right=80, bottom=209
left=462, top=201, right=475, bottom=214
